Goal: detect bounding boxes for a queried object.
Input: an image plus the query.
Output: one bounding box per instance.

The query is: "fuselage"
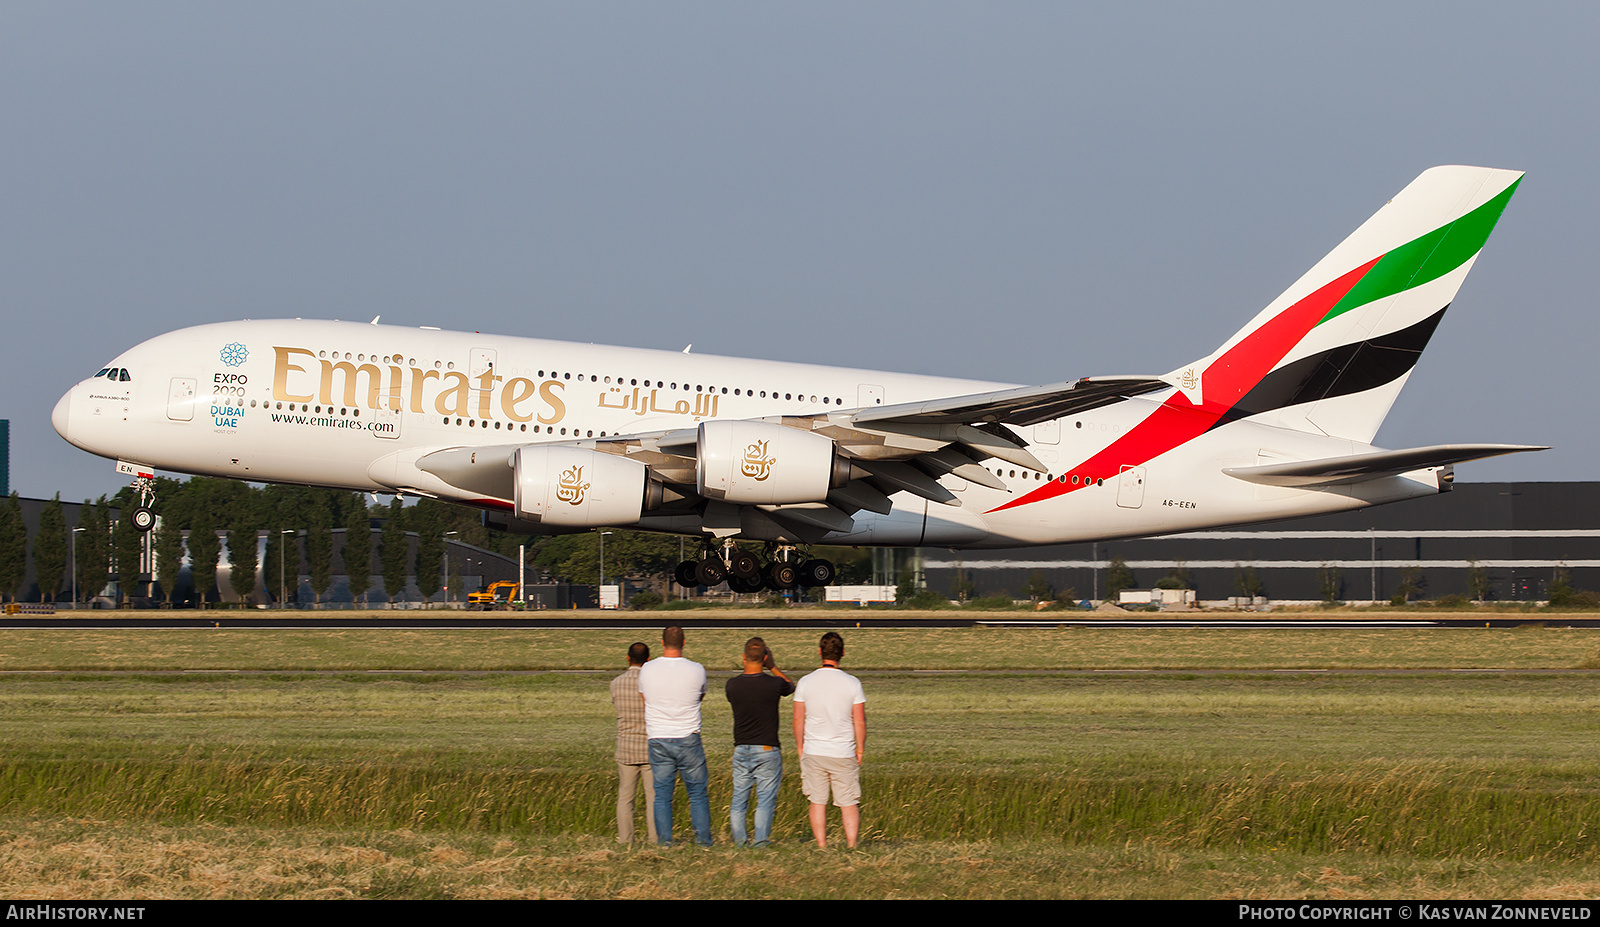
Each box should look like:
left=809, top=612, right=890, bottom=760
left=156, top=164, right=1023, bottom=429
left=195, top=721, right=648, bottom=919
left=52, top=318, right=1442, bottom=549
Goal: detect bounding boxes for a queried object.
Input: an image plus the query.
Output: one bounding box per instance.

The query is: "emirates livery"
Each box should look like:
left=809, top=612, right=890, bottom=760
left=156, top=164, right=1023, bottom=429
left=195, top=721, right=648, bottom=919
left=53, top=166, right=1544, bottom=591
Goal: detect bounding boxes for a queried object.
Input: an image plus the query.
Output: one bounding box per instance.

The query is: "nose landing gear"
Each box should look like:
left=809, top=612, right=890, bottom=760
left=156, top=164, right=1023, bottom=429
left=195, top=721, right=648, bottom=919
left=124, top=473, right=158, bottom=603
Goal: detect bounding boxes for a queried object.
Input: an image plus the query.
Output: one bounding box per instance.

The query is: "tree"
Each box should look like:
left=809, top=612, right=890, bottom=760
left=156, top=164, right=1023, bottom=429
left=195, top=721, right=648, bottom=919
left=1318, top=564, right=1343, bottom=606
left=1025, top=570, right=1053, bottom=603
left=152, top=517, right=184, bottom=607
left=411, top=499, right=444, bottom=605
left=110, top=501, right=143, bottom=607
left=188, top=513, right=220, bottom=608
left=1391, top=567, right=1424, bottom=605
left=1468, top=561, right=1491, bottom=604
left=1155, top=565, right=1192, bottom=590
left=380, top=499, right=410, bottom=608
left=227, top=523, right=258, bottom=607
left=1233, top=564, right=1264, bottom=600
left=342, top=493, right=371, bottom=608
left=950, top=566, right=976, bottom=603
left=528, top=529, right=681, bottom=595
left=1104, top=556, right=1135, bottom=603
left=307, top=495, right=333, bottom=607
left=0, top=493, right=25, bottom=603
left=76, top=499, right=110, bottom=606
left=1543, top=566, right=1598, bottom=607
left=816, top=546, right=871, bottom=585
left=34, top=495, right=67, bottom=604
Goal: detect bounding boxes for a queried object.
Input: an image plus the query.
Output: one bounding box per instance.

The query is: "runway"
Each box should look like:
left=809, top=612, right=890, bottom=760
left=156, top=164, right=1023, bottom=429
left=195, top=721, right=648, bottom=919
left=2, top=614, right=1598, bottom=629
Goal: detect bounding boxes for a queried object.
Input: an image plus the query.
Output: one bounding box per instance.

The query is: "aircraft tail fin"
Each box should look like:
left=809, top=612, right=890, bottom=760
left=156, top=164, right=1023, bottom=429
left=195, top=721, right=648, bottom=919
left=1163, top=166, right=1522, bottom=443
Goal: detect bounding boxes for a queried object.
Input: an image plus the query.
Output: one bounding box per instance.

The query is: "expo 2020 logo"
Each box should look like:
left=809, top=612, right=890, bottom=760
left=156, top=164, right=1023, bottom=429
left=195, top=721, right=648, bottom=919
left=220, top=342, right=249, bottom=367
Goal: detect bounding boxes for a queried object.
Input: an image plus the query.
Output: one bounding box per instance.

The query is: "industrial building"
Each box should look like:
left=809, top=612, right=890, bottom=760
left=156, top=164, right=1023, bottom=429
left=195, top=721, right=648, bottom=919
left=919, top=482, right=1599, bottom=605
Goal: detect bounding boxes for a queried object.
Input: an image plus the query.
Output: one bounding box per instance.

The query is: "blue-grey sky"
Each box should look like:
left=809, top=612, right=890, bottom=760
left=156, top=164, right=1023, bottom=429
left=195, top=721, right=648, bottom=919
left=3, top=2, right=1594, bottom=501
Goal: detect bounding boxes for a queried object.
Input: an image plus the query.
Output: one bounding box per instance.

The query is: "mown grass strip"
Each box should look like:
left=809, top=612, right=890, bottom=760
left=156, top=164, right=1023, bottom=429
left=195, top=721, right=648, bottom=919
left=1, top=626, right=1598, bottom=671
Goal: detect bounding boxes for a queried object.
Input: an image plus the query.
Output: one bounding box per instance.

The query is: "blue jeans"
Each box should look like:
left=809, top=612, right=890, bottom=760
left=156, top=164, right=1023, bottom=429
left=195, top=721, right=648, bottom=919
left=649, top=733, right=712, bottom=846
left=729, top=744, right=783, bottom=846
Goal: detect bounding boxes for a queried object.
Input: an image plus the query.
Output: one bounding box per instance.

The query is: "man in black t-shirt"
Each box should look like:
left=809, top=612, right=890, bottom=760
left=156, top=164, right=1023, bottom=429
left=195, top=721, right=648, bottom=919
left=724, top=636, right=794, bottom=847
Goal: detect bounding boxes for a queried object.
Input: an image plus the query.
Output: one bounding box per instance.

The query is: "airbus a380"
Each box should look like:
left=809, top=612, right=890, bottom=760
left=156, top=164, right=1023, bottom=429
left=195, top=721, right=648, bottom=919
left=53, top=166, right=1544, bottom=592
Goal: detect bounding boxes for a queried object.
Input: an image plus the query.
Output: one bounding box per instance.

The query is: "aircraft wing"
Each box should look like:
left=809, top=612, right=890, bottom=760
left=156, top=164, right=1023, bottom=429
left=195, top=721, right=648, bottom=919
left=848, top=376, right=1169, bottom=427
left=1221, top=444, right=1549, bottom=488
left=593, top=376, right=1171, bottom=521
left=397, top=375, right=1173, bottom=540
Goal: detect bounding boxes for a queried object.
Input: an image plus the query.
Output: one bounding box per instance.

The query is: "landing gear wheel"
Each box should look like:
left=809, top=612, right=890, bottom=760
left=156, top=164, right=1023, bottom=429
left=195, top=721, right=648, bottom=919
left=728, top=573, right=764, bottom=594
left=131, top=507, right=156, bottom=532
left=675, top=561, right=700, bottom=588
left=728, top=550, right=760, bottom=579
left=797, top=558, right=835, bottom=587
left=765, top=561, right=799, bottom=591
left=695, top=557, right=728, bottom=587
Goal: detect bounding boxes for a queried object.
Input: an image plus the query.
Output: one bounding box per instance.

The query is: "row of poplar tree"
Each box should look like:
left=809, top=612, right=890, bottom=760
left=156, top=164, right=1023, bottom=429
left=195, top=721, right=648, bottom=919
left=0, top=477, right=874, bottom=606
left=0, top=479, right=495, bottom=606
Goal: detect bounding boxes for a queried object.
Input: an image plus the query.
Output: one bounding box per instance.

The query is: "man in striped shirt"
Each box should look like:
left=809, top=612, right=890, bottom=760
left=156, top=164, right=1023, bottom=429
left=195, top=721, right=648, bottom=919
left=610, top=641, right=656, bottom=844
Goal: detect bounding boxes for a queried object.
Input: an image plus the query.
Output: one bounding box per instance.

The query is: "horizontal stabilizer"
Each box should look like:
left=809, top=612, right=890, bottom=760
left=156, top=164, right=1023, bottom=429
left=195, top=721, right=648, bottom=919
left=1222, top=444, right=1547, bottom=487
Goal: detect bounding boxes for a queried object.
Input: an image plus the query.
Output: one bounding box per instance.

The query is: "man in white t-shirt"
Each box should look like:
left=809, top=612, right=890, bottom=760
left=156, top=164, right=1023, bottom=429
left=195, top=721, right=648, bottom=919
left=793, top=631, right=867, bottom=848
left=637, top=625, right=711, bottom=846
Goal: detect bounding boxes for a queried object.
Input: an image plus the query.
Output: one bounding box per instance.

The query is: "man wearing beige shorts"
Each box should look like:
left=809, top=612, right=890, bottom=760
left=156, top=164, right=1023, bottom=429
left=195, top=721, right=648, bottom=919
left=792, top=631, right=867, bottom=848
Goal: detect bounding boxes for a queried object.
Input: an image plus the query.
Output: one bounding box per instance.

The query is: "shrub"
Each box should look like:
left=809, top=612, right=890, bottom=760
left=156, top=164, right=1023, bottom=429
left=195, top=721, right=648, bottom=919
left=1546, top=567, right=1600, bottom=607
left=904, top=589, right=953, bottom=610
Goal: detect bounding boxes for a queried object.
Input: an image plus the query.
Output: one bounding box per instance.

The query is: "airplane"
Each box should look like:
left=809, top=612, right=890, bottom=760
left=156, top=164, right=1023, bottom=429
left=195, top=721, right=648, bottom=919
left=52, top=165, right=1544, bottom=593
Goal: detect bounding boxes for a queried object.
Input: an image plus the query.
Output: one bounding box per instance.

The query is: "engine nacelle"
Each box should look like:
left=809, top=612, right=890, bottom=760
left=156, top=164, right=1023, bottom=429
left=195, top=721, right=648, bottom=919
left=697, top=420, right=850, bottom=505
left=514, top=444, right=648, bottom=527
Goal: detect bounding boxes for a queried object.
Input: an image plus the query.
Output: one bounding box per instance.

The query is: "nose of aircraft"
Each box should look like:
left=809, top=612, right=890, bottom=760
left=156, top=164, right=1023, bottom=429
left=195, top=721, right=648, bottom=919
left=52, top=389, right=72, bottom=442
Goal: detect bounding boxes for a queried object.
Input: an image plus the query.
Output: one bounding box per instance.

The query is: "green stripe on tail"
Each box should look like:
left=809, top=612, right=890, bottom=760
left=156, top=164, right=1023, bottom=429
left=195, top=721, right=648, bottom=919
left=1319, top=176, right=1521, bottom=326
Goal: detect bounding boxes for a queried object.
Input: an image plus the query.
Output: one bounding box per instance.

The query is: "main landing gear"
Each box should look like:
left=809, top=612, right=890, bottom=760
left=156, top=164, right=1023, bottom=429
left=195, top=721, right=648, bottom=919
left=674, top=541, right=835, bottom=593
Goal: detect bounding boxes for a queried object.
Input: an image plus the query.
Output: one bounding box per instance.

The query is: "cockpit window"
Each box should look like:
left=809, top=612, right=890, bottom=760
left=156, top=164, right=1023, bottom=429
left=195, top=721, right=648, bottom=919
left=94, top=369, right=110, bottom=378
left=118, top=369, right=131, bottom=381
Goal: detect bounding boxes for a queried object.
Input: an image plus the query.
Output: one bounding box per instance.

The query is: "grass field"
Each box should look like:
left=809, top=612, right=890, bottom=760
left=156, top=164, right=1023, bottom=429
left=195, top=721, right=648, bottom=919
left=1, top=618, right=1598, bottom=899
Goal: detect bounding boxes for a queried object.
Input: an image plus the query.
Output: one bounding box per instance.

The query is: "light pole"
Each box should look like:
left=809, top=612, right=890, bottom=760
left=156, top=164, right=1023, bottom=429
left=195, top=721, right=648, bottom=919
left=280, top=530, right=295, bottom=608
left=71, top=527, right=85, bottom=610
left=443, top=531, right=458, bottom=606
left=1370, top=528, right=1378, bottom=605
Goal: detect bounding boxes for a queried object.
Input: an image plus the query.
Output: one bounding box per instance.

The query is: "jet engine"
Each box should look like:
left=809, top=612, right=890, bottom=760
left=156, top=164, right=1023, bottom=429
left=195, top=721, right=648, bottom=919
left=697, top=420, right=852, bottom=505
left=513, top=444, right=650, bottom=527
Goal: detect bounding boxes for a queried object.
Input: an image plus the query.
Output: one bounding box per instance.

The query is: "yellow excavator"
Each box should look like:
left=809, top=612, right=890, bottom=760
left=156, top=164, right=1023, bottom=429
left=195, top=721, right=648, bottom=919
left=466, top=581, right=521, bottom=611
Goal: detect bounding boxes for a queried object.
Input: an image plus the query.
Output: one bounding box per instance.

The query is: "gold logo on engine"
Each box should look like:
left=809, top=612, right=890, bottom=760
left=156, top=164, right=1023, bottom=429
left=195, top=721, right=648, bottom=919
left=741, top=440, right=776, bottom=481
left=556, top=465, right=589, bottom=505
